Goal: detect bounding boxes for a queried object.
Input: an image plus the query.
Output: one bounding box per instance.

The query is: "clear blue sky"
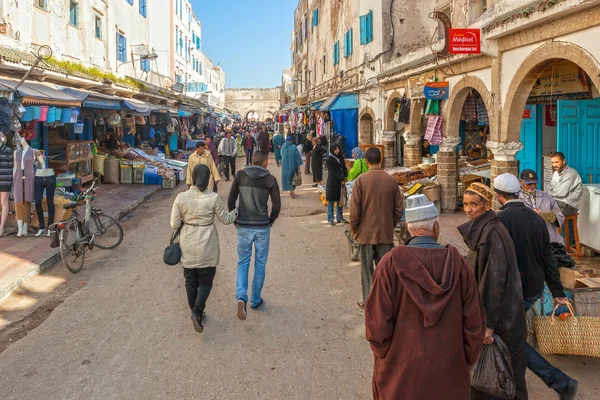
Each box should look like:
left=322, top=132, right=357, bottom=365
left=191, top=0, right=296, bottom=89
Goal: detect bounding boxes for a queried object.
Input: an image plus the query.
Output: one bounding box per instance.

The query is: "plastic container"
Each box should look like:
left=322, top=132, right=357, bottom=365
left=72, top=178, right=82, bottom=194
left=46, top=107, right=56, bottom=123
left=144, top=172, right=162, bottom=185
left=74, top=120, right=84, bottom=134
left=61, top=108, right=72, bottom=123
left=120, top=160, right=133, bottom=184
left=103, top=157, right=120, bottom=184
left=162, top=176, right=176, bottom=189
left=38, top=106, right=49, bottom=122
left=23, top=107, right=34, bottom=122
left=132, top=161, right=145, bottom=184
left=32, top=106, right=41, bottom=120
left=56, top=176, right=73, bottom=187
left=70, top=108, right=80, bottom=123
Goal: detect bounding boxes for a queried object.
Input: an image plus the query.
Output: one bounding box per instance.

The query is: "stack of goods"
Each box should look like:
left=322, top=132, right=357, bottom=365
left=459, top=159, right=490, bottom=177
left=392, top=164, right=438, bottom=186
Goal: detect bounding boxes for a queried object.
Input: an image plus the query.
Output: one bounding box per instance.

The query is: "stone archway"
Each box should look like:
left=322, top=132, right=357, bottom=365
left=359, top=107, right=375, bottom=145
left=264, top=111, right=274, bottom=122
left=246, top=111, right=259, bottom=121
left=385, top=91, right=402, bottom=131
left=443, top=75, right=493, bottom=139
left=502, top=41, right=600, bottom=143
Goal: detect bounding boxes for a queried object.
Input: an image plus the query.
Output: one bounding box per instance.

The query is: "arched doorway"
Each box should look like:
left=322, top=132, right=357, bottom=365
left=359, top=108, right=375, bottom=145
left=246, top=111, right=259, bottom=122
left=264, top=111, right=274, bottom=122
left=502, top=42, right=600, bottom=183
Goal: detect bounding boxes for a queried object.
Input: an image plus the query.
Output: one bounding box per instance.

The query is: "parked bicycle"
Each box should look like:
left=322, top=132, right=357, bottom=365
left=50, top=181, right=124, bottom=273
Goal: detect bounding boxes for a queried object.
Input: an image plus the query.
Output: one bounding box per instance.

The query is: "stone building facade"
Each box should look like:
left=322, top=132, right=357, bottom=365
left=293, top=0, right=600, bottom=211
left=225, top=88, right=282, bottom=122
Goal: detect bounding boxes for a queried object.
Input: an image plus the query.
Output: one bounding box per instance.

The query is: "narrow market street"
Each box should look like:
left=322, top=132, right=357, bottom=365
left=0, top=158, right=598, bottom=399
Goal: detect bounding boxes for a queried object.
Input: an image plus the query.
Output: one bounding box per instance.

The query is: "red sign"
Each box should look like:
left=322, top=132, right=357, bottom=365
left=523, top=109, right=531, bottom=119
left=449, top=29, right=481, bottom=54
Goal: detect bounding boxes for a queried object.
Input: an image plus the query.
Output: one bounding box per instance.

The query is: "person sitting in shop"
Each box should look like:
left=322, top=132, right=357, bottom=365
left=470, top=127, right=488, bottom=159
left=547, top=152, right=583, bottom=217
left=106, top=127, right=120, bottom=150
left=421, top=139, right=432, bottom=158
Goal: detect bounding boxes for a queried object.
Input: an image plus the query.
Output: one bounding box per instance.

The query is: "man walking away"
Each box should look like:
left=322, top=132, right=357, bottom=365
left=228, top=150, right=281, bottom=320
left=243, top=131, right=256, bottom=166
left=350, top=148, right=404, bottom=309
left=548, top=152, right=583, bottom=217
left=494, top=173, right=578, bottom=400
left=221, top=131, right=237, bottom=182
left=366, top=195, right=485, bottom=400
left=272, top=131, right=285, bottom=167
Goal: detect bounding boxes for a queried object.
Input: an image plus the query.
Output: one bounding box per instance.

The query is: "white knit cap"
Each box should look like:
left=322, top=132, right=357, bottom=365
left=493, top=173, right=521, bottom=196
left=405, top=194, right=439, bottom=223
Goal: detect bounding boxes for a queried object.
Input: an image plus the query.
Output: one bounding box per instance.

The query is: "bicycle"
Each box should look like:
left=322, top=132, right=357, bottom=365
left=50, top=181, right=124, bottom=273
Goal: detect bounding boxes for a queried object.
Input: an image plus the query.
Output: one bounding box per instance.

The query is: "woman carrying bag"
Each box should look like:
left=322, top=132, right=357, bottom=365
left=170, top=164, right=238, bottom=333
left=326, top=144, right=348, bottom=226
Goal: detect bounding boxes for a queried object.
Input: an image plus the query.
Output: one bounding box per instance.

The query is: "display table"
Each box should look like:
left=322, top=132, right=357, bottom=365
left=186, top=140, right=201, bottom=150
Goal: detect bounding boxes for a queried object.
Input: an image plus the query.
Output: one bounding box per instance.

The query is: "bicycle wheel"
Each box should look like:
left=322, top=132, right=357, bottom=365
left=60, top=224, right=85, bottom=273
left=90, top=213, right=124, bottom=250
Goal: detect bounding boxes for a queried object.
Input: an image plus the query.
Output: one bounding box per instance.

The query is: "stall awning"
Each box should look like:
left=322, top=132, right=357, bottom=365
left=310, top=100, right=325, bottom=110
left=320, top=93, right=359, bottom=111
left=58, top=87, right=124, bottom=110
left=0, top=77, right=81, bottom=107
left=124, top=98, right=151, bottom=115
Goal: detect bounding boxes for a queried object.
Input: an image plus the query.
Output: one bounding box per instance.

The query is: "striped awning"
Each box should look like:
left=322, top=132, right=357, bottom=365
left=0, top=77, right=81, bottom=107
left=320, top=93, right=359, bottom=111
left=58, top=87, right=124, bottom=110
left=124, top=98, right=151, bottom=115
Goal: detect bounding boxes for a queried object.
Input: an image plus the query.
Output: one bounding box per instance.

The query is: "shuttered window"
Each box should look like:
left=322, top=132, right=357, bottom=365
left=344, top=28, right=353, bottom=57
left=360, top=10, right=373, bottom=45
left=333, top=41, right=340, bottom=66
left=117, top=33, right=127, bottom=62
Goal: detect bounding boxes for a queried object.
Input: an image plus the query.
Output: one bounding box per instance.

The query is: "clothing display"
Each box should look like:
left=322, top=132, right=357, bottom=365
left=475, top=96, right=489, bottom=125
left=462, top=94, right=478, bottom=122
left=15, top=201, right=31, bottom=224
left=34, top=174, right=56, bottom=230
left=424, top=115, right=443, bottom=145
left=0, top=142, right=13, bottom=192
left=13, top=147, right=35, bottom=203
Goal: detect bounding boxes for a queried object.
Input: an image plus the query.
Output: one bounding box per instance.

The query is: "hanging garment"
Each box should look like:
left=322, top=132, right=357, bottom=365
left=13, top=147, right=35, bottom=203
left=462, top=94, right=478, bottom=122
left=424, top=115, right=443, bottom=146
left=475, top=96, right=489, bottom=126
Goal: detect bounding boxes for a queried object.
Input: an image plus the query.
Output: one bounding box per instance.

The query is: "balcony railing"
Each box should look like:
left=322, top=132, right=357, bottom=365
left=308, top=69, right=361, bottom=102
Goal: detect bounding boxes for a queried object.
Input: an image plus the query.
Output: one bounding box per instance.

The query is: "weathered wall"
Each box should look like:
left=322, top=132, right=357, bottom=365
left=225, top=88, right=282, bottom=121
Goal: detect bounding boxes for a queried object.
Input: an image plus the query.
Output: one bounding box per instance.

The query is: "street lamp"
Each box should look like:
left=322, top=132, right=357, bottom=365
left=116, top=52, right=159, bottom=72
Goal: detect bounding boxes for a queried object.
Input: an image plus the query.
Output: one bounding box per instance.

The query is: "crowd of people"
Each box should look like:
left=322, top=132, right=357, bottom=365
left=171, top=120, right=583, bottom=399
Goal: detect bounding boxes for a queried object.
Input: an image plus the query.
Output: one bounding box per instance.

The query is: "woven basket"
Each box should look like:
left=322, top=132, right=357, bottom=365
left=534, top=301, right=600, bottom=358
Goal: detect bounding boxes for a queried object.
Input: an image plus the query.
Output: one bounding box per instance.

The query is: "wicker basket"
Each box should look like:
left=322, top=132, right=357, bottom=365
left=534, top=301, right=600, bottom=358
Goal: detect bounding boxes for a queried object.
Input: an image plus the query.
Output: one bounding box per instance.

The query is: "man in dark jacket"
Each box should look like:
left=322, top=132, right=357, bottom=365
left=458, top=182, right=528, bottom=400
left=350, top=148, right=404, bottom=309
left=228, top=150, right=281, bottom=321
left=494, top=173, right=578, bottom=400
left=366, top=195, right=485, bottom=400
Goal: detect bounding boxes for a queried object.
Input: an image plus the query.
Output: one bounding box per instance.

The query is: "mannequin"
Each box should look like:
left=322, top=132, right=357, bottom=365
left=34, top=148, right=54, bottom=237
left=0, top=131, right=14, bottom=237
left=13, top=133, right=35, bottom=237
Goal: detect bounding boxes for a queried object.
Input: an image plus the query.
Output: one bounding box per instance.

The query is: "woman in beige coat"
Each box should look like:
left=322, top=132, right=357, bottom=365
left=170, top=164, right=237, bottom=333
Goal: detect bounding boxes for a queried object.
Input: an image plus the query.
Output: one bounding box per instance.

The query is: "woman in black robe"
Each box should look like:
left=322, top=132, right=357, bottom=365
left=458, top=184, right=527, bottom=400
left=325, top=144, right=347, bottom=226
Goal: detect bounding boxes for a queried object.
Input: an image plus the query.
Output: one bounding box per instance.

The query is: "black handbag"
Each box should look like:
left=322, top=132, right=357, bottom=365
left=163, top=225, right=183, bottom=266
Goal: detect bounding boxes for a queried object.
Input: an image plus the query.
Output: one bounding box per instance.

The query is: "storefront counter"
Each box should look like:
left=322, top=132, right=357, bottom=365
left=578, top=184, right=600, bottom=252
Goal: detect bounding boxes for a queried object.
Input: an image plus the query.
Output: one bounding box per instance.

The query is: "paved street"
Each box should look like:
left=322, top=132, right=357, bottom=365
left=0, top=158, right=598, bottom=399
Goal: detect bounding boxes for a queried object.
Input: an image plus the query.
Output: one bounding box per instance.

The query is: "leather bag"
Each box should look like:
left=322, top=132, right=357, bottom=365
left=163, top=225, right=183, bottom=266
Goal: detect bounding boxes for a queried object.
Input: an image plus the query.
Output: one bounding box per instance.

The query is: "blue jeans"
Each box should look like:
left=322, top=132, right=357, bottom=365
left=327, top=202, right=343, bottom=222
left=525, top=297, right=572, bottom=393
left=236, top=227, right=270, bottom=307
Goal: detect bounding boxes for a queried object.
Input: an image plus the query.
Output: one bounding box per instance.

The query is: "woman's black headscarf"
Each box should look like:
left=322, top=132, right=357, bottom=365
left=330, top=144, right=342, bottom=157
left=192, top=164, right=210, bottom=192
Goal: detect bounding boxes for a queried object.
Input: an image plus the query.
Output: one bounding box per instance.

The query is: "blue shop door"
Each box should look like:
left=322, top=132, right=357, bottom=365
left=558, top=99, right=600, bottom=184
left=517, top=105, right=541, bottom=186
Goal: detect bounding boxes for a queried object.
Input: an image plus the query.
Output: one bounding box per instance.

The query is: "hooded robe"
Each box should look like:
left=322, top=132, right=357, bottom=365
left=280, top=141, right=303, bottom=192
left=365, top=241, right=486, bottom=400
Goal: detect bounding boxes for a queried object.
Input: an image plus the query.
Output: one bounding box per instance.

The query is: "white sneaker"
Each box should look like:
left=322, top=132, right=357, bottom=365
left=35, top=229, right=46, bottom=237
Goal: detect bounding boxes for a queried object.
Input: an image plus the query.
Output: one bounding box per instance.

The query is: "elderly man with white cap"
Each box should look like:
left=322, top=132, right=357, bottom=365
left=494, top=173, right=578, bottom=400
left=365, top=194, right=485, bottom=400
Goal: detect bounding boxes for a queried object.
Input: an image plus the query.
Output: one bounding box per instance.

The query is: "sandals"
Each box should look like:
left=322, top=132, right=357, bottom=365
left=357, top=300, right=365, bottom=310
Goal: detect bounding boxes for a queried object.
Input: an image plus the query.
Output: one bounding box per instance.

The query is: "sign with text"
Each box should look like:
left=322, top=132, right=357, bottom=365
left=424, top=81, right=450, bottom=100
left=523, top=108, right=531, bottom=119
left=171, top=83, right=184, bottom=93
left=449, top=29, right=481, bottom=54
